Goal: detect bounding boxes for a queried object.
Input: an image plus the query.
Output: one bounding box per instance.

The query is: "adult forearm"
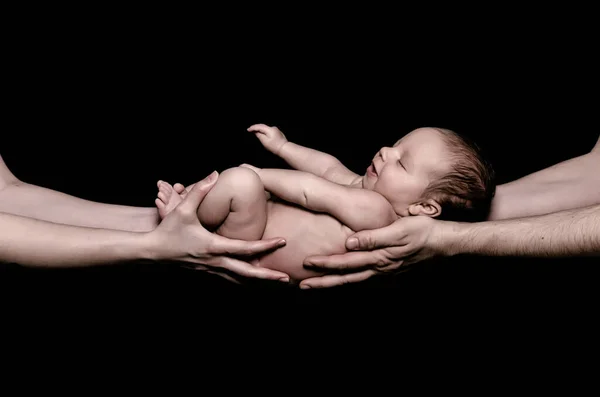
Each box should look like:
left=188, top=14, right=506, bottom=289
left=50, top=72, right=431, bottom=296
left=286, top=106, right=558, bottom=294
left=279, top=142, right=342, bottom=177
left=488, top=150, right=600, bottom=220
left=0, top=212, right=152, bottom=267
left=442, top=204, right=600, bottom=257
left=0, top=182, right=159, bottom=231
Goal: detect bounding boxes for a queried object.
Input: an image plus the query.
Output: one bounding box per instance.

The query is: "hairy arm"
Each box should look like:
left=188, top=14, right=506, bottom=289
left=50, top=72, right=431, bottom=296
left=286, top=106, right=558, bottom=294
left=442, top=203, right=600, bottom=257
left=300, top=203, right=600, bottom=288
left=253, top=168, right=397, bottom=231
left=488, top=135, right=600, bottom=220
left=0, top=155, right=159, bottom=232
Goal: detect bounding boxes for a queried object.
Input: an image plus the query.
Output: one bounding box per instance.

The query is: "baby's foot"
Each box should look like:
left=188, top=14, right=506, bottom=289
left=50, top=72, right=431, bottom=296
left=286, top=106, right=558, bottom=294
left=155, top=180, right=184, bottom=219
left=173, top=182, right=192, bottom=197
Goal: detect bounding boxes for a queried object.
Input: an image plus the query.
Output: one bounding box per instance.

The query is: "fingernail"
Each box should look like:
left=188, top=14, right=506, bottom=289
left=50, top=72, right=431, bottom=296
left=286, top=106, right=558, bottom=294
left=347, top=238, right=358, bottom=250
left=300, top=284, right=311, bottom=289
left=207, top=171, right=218, bottom=182
left=279, top=277, right=289, bottom=283
left=277, top=239, right=286, bottom=247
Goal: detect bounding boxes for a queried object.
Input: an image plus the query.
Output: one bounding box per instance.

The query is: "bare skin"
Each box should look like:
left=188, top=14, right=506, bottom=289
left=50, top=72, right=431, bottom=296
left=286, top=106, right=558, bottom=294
left=155, top=124, right=473, bottom=284
left=301, top=135, right=600, bottom=288
left=155, top=171, right=360, bottom=283
left=0, top=155, right=289, bottom=284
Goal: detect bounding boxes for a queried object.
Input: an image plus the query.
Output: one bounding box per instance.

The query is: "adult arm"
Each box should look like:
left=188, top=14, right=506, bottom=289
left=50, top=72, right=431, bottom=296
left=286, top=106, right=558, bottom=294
left=0, top=211, right=154, bottom=267
left=299, top=135, right=600, bottom=288
left=444, top=203, right=600, bottom=257
left=301, top=204, right=600, bottom=288
left=488, top=135, right=600, bottom=220
left=0, top=155, right=159, bottom=232
left=248, top=124, right=360, bottom=185
left=0, top=171, right=290, bottom=282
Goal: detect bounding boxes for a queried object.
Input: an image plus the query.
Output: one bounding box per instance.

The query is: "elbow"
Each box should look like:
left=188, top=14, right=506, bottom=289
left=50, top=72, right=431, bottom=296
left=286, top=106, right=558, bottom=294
left=301, top=188, right=322, bottom=212
left=300, top=176, right=323, bottom=210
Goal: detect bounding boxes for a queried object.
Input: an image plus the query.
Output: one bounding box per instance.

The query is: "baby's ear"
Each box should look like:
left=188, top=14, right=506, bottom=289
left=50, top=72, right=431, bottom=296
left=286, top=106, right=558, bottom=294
left=408, top=199, right=442, bottom=218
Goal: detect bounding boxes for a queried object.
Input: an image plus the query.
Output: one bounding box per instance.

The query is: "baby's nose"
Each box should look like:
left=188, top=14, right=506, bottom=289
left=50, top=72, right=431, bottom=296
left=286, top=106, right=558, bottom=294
left=380, top=147, right=391, bottom=160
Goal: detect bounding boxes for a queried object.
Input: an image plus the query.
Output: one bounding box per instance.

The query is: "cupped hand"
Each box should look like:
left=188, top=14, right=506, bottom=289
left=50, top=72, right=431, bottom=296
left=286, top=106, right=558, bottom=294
left=150, top=171, right=290, bottom=284
left=300, top=216, right=443, bottom=289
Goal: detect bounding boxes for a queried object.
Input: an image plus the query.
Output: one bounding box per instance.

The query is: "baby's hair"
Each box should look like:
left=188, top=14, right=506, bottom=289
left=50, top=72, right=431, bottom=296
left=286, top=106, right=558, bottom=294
left=421, top=128, right=496, bottom=222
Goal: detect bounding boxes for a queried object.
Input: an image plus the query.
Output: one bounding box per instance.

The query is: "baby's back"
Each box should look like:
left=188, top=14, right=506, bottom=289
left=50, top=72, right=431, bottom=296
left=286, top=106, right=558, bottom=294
left=255, top=199, right=354, bottom=282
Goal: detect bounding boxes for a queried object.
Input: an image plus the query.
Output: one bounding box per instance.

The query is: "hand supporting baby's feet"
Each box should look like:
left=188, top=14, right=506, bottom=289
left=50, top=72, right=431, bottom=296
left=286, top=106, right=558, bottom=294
left=155, top=180, right=185, bottom=219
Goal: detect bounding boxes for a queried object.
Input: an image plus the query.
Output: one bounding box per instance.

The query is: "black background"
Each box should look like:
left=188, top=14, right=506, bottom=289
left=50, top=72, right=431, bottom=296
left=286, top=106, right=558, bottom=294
left=1, top=13, right=599, bottom=338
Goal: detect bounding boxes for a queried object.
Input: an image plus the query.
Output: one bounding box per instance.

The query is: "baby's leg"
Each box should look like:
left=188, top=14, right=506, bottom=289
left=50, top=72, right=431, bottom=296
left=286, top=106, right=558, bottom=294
left=198, top=167, right=267, bottom=241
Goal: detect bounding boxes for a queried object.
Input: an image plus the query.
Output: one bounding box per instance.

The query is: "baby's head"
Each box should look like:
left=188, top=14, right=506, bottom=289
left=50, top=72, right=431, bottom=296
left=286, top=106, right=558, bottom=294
left=362, top=127, right=496, bottom=222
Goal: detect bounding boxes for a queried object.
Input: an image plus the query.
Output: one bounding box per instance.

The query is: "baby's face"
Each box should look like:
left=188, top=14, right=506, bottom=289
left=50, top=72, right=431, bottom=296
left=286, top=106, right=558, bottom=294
left=362, top=127, right=453, bottom=216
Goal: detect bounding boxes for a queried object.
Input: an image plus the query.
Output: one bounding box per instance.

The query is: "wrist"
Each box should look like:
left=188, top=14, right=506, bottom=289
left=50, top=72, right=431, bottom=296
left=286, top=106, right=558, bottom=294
left=433, top=220, right=466, bottom=257
left=136, top=207, right=161, bottom=232
left=138, top=230, right=162, bottom=262
left=275, top=140, right=290, bottom=156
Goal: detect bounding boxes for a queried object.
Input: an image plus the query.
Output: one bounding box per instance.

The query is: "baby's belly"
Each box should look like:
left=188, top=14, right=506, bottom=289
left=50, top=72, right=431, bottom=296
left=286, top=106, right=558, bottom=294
left=256, top=200, right=354, bottom=283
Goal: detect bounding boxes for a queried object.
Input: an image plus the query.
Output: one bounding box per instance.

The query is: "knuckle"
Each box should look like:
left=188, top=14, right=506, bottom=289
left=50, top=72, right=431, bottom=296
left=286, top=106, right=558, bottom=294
left=362, top=236, right=376, bottom=250
left=374, top=254, right=390, bottom=268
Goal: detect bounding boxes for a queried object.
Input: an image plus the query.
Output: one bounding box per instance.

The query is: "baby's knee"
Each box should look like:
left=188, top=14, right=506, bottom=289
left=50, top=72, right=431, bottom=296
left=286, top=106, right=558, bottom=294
left=219, top=166, right=264, bottom=197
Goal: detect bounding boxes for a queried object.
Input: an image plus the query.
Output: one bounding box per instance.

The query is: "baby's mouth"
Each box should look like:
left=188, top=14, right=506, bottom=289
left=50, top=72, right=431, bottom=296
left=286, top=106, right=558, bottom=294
left=367, top=163, right=378, bottom=176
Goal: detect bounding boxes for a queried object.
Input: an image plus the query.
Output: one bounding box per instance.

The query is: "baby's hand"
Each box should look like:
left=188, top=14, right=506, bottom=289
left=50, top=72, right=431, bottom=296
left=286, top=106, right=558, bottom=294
left=247, top=124, right=288, bottom=155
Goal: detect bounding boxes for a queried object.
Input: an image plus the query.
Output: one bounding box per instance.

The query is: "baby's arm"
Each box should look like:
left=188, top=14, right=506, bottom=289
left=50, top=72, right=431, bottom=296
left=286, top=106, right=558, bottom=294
left=249, top=124, right=360, bottom=185
left=251, top=167, right=397, bottom=231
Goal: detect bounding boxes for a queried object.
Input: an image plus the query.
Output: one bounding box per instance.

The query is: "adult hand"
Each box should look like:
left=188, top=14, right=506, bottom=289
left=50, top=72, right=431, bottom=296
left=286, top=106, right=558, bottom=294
left=150, top=171, right=290, bottom=284
left=300, top=216, right=445, bottom=289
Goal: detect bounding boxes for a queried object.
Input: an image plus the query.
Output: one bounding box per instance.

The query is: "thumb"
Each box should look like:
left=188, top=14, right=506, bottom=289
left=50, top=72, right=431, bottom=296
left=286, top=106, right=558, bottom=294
left=347, top=222, right=401, bottom=250
left=177, top=171, right=219, bottom=214
left=346, top=230, right=378, bottom=250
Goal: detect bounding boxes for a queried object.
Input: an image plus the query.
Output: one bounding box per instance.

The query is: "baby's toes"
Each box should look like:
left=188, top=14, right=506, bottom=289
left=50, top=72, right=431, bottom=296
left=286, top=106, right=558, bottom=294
left=160, top=183, right=173, bottom=196
left=173, top=183, right=185, bottom=194
left=157, top=191, right=169, bottom=203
